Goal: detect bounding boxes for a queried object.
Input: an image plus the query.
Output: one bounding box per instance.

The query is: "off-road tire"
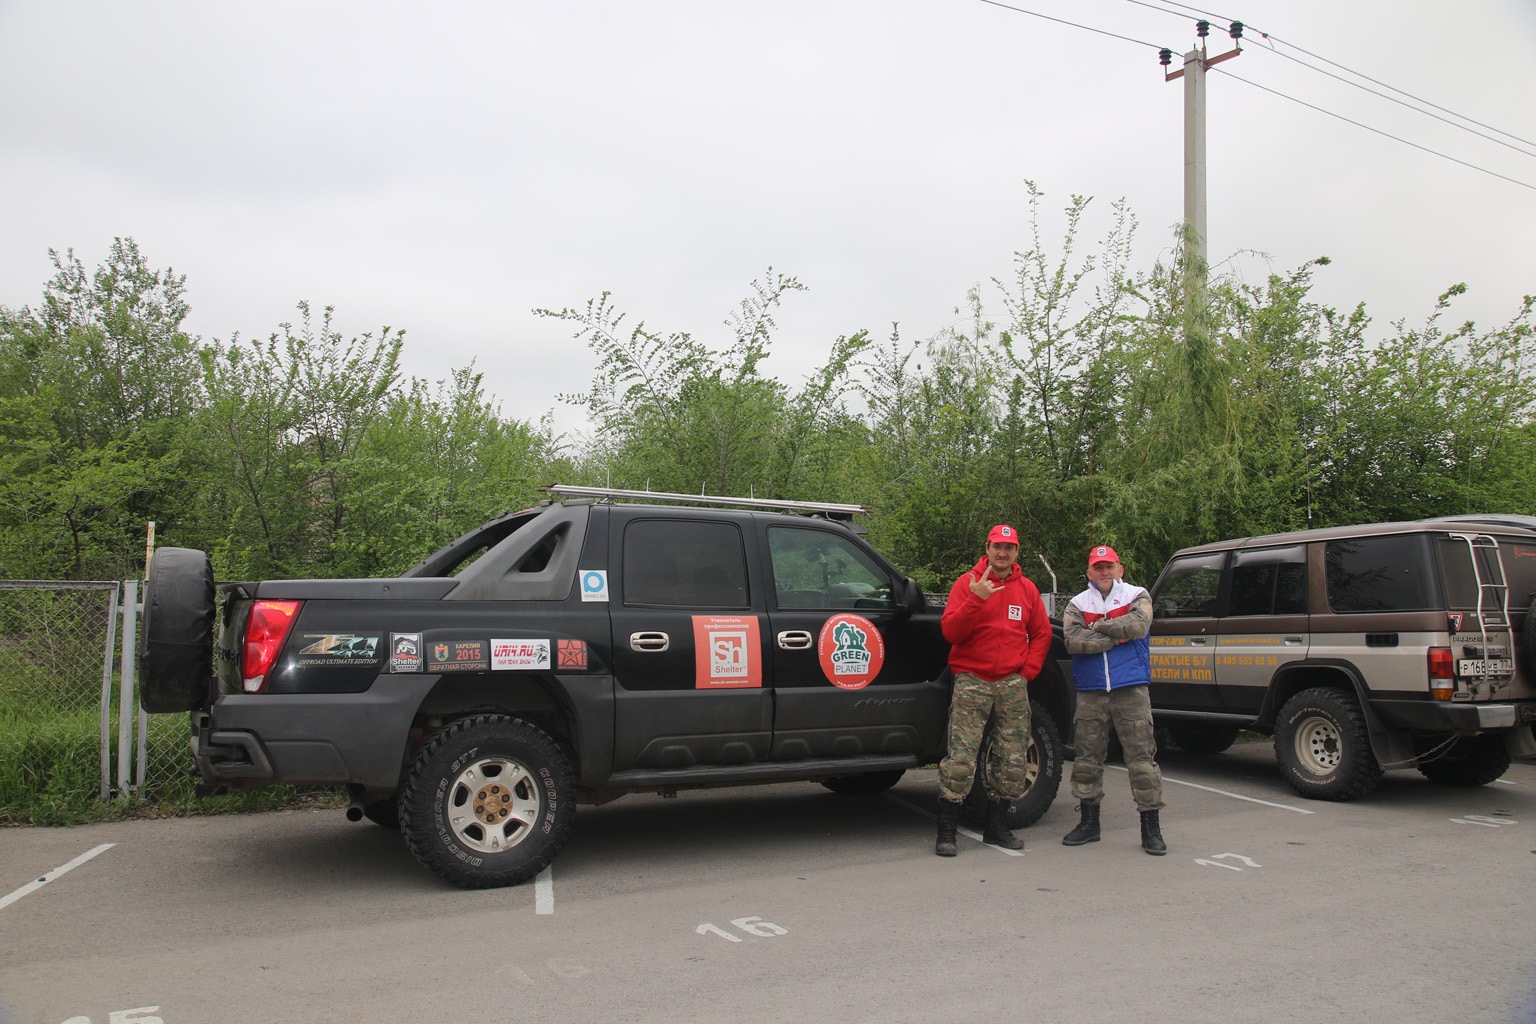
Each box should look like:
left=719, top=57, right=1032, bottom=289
left=961, top=699, right=1064, bottom=829
left=1274, top=687, right=1382, bottom=801
left=820, top=769, right=906, bottom=796
left=1170, top=724, right=1242, bottom=755
left=138, top=547, right=216, bottom=714
left=1415, top=734, right=1512, bottom=787
left=399, top=714, right=574, bottom=889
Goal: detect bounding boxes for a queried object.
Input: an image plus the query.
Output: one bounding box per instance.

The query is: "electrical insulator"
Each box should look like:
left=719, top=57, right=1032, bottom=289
left=1195, top=19, right=1210, bottom=37
left=1229, top=21, right=1244, bottom=40
left=1159, top=48, right=1172, bottom=67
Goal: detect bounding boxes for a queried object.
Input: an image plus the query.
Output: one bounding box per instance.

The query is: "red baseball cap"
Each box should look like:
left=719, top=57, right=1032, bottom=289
left=1088, top=545, right=1120, bottom=566
left=987, top=524, right=1019, bottom=545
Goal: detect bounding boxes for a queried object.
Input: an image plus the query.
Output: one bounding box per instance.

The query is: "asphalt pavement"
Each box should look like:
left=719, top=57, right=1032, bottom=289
left=3, top=739, right=1534, bottom=1024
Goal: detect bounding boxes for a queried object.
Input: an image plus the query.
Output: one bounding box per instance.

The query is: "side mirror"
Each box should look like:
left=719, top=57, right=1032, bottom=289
left=897, top=577, right=925, bottom=616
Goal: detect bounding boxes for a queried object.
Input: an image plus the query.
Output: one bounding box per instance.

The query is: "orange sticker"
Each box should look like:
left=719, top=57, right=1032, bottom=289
left=557, top=638, right=588, bottom=670
left=817, top=613, right=885, bottom=690
left=692, top=615, right=762, bottom=689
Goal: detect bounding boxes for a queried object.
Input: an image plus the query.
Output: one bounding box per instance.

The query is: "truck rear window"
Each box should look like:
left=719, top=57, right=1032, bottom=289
left=1325, top=535, right=1436, bottom=612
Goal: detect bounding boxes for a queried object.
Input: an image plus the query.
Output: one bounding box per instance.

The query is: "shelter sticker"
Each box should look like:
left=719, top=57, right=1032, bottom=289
left=692, top=615, right=762, bottom=689
left=817, top=613, right=885, bottom=690
left=390, top=632, right=423, bottom=673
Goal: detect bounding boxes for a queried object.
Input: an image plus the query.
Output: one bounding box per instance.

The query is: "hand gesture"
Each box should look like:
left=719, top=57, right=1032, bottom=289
left=968, top=572, right=1000, bottom=600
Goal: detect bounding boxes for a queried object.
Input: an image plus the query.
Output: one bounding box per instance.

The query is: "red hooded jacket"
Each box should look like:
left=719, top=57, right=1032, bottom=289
left=941, top=556, right=1052, bottom=682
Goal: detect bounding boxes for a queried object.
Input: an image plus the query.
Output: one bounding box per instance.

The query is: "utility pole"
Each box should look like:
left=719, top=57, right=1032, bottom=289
left=1161, top=21, right=1243, bottom=305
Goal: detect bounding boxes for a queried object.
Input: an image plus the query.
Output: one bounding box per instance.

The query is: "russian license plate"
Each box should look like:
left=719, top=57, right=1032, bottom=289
left=1457, top=658, right=1513, bottom=676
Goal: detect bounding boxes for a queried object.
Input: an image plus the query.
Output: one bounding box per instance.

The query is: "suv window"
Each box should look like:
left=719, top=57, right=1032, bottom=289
left=1325, top=534, right=1436, bottom=612
left=1229, top=545, right=1307, bottom=616
left=768, top=526, right=894, bottom=610
left=623, top=519, right=748, bottom=607
left=1153, top=553, right=1224, bottom=618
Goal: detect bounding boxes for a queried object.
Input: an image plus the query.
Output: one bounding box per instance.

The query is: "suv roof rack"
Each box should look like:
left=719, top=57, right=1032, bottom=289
left=543, top=484, right=868, bottom=520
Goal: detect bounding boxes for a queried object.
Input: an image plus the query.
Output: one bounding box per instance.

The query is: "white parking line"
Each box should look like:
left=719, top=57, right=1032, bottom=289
left=1106, top=765, right=1314, bottom=814
left=0, top=843, right=115, bottom=911
left=535, top=865, right=555, bottom=914
left=883, top=794, right=1026, bottom=856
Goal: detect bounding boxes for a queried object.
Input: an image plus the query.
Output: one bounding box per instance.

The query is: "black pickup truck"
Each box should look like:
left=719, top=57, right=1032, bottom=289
left=139, top=486, right=1073, bottom=888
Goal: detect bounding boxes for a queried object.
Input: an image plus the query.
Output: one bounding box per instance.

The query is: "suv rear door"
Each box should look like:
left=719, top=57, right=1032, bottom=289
left=1213, top=543, right=1310, bottom=714
left=608, top=512, right=772, bottom=770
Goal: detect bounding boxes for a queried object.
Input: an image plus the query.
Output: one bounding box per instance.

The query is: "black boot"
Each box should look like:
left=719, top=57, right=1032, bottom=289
left=935, top=798, right=960, bottom=857
left=1140, top=809, right=1167, bottom=856
left=1062, top=801, right=1101, bottom=846
left=982, top=798, right=1024, bottom=850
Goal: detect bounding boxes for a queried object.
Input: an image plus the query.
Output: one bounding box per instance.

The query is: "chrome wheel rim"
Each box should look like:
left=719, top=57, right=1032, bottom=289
left=446, top=756, right=541, bottom=853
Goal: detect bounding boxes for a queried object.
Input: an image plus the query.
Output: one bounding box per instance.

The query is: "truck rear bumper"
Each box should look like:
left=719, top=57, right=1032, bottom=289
left=1371, top=699, right=1530, bottom=732
left=193, top=679, right=435, bottom=790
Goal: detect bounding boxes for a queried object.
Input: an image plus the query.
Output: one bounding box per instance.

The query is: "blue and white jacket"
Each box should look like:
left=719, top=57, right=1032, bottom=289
left=1062, top=579, right=1153, bottom=692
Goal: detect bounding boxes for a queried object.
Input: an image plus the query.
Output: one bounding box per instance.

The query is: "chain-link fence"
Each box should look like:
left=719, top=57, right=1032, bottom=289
left=0, top=581, right=120, bottom=811
left=0, top=579, right=203, bottom=820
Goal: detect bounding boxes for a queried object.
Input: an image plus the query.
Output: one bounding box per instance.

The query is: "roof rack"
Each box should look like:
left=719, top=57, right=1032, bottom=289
left=543, top=484, right=867, bottom=519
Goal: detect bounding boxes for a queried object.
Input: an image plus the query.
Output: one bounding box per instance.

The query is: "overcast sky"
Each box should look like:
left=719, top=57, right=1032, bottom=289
left=3, top=1, right=1533, bottom=440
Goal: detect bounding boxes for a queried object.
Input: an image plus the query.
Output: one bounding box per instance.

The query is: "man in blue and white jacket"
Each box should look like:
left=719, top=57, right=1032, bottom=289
left=1060, top=544, right=1167, bottom=855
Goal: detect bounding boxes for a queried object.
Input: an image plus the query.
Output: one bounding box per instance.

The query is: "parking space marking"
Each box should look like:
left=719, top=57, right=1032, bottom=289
left=1106, top=765, right=1314, bottom=814
left=535, top=865, right=554, bottom=914
left=883, top=794, right=1026, bottom=856
left=0, top=843, right=115, bottom=912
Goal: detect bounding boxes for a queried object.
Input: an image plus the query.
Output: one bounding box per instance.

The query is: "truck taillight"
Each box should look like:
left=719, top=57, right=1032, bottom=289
left=1427, top=646, right=1454, bottom=701
left=242, top=600, right=302, bottom=693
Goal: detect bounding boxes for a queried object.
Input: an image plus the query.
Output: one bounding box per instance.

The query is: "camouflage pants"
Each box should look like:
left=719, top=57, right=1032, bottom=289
left=937, top=671, right=1032, bottom=803
left=1070, top=685, right=1164, bottom=811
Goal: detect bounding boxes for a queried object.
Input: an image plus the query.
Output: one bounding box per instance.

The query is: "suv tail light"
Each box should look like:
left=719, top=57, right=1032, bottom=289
left=242, top=600, right=302, bottom=693
left=1427, top=646, right=1454, bottom=701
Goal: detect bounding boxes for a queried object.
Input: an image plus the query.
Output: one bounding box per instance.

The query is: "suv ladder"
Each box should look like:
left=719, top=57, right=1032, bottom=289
left=1447, top=532, right=1515, bottom=693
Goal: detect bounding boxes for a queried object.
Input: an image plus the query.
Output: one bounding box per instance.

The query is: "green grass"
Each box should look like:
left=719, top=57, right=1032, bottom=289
left=0, top=703, right=343, bottom=826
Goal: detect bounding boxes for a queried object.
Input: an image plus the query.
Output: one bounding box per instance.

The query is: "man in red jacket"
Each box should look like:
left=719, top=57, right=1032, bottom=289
left=934, top=523, right=1052, bottom=856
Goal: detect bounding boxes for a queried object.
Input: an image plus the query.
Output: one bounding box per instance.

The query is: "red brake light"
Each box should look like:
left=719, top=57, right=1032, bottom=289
left=1427, top=646, right=1454, bottom=700
left=242, top=600, right=302, bottom=693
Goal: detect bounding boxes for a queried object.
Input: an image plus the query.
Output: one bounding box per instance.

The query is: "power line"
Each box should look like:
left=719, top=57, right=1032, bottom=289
left=1214, top=69, right=1536, bottom=193
left=975, top=0, right=1166, bottom=51
left=1118, top=0, right=1536, bottom=151
left=1255, top=45, right=1536, bottom=161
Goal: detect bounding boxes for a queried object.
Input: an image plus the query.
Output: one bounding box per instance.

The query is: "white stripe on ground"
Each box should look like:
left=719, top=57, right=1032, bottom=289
left=883, top=794, right=1026, bottom=856
left=1106, top=764, right=1314, bottom=813
left=535, top=865, right=555, bottom=914
left=0, top=843, right=116, bottom=911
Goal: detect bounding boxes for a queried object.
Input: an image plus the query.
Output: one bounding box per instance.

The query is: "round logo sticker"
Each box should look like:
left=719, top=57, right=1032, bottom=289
left=817, top=613, right=886, bottom=690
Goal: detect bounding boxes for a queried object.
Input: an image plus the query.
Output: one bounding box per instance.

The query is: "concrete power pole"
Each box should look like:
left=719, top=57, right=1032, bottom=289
left=1162, top=22, right=1243, bottom=306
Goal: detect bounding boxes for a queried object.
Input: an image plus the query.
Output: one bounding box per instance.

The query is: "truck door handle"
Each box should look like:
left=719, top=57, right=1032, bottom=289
left=1284, top=636, right=1303, bottom=645
left=777, top=630, right=814, bottom=650
left=629, top=631, right=670, bottom=652
left=1188, top=636, right=1209, bottom=646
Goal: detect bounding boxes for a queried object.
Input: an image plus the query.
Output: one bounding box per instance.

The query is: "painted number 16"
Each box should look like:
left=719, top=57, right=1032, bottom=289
left=696, top=917, right=789, bottom=942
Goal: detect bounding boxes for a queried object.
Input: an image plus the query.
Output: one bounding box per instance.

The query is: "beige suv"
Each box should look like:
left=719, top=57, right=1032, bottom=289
left=1145, top=517, right=1536, bottom=800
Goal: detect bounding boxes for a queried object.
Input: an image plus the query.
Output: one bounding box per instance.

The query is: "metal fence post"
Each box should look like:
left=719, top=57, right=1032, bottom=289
left=116, top=578, right=138, bottom=797
left=98, top=583, right=121, bottom=801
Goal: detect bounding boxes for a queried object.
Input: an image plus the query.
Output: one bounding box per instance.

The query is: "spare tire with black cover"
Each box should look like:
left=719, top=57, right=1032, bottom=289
left=138, top=546, right=216, bottom=714
left=962, top=699, right=1063, bottom=829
